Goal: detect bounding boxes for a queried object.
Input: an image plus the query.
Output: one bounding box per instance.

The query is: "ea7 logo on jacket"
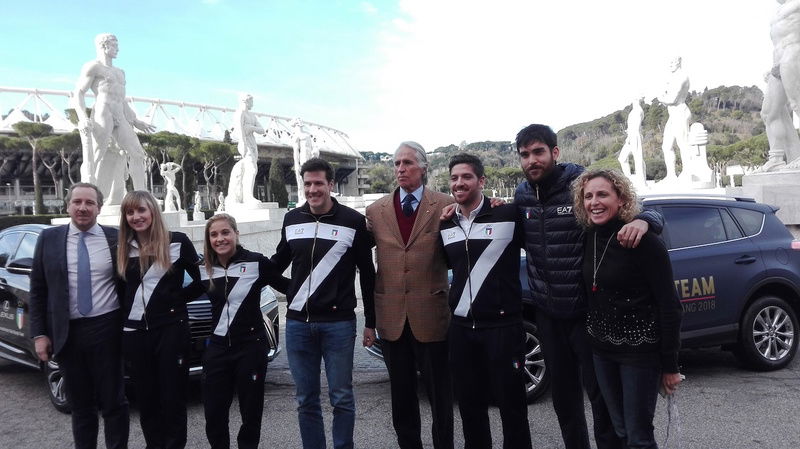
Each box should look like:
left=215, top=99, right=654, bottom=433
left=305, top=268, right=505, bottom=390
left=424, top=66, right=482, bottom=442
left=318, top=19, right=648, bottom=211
left=557, top=206, right=573, bottom=216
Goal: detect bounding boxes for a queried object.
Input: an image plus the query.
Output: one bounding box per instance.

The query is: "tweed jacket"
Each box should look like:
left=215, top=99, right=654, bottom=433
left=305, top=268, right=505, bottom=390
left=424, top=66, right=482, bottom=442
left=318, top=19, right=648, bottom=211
left=366, top=187, right=454, bottom=342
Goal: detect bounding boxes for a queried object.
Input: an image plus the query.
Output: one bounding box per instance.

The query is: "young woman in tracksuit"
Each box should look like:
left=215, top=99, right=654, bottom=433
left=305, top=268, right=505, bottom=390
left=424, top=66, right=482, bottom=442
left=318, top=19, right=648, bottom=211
left=118, top=190, right=203, bottom=449
left=200, top=213, right=287, bottom=449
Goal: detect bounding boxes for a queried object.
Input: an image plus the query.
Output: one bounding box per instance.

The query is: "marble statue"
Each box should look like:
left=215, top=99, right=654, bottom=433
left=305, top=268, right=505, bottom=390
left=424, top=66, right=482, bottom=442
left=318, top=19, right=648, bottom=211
left=160, top=162, right=183, bottom=212
left=193, top=191, right=204, bottom=221
left=659, top=57, right=692, bottom=182
left=217, top=192, right=225, bottom=212
left=686, top=122, right=714, bottom=187
left=759, top=0, right=800, bottom=172
left=73, top=33, right=154, bottom=206
left=291, top=118, right=319, bottom=204
left=618, top=98, right=646, bottom=187
left=226, top=94, right=265, bottom=208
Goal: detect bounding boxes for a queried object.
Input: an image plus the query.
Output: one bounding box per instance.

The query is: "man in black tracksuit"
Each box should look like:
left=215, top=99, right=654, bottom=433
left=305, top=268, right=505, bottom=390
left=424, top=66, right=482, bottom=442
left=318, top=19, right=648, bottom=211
left=440, top=154, right=532, bottom=449
left=271, top=157, right=376, bottom=449
left=513, top=124, right=663, bottom=449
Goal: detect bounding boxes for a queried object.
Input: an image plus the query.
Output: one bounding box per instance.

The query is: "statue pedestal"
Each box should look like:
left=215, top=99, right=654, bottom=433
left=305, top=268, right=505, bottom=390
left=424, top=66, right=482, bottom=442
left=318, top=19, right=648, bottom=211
left=222, top=202, right=285, bottom=223
left=162, top=211, right=183, bottom=228
left=729, top=170, right=800, bottom=226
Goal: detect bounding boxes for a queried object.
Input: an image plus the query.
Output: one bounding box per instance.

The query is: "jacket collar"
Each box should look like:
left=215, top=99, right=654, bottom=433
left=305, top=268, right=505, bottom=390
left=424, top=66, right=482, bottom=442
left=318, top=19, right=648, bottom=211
left=450, top=195, right=491, bottom=226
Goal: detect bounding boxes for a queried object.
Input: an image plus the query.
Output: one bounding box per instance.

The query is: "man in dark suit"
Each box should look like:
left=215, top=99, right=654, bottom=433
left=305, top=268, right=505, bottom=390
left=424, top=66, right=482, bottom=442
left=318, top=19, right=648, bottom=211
left=29, top=182, right=129, bottom=449
left=365, top=141, right=454, bottom=449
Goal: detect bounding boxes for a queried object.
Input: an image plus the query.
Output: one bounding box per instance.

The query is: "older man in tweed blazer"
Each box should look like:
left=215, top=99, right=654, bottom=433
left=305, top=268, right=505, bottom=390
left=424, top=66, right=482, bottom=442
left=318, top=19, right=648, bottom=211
left=366, top=141, right=454, bottom=449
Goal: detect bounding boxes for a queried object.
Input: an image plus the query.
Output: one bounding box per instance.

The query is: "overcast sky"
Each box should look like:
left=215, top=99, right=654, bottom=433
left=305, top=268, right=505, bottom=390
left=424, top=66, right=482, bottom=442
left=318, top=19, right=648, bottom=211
left=0, top=0, right=777, bottom=152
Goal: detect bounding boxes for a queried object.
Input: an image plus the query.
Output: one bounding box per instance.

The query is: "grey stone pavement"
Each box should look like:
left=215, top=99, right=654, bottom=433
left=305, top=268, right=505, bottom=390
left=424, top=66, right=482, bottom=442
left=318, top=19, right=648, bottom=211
left=0, top=300, right=798, bottom=448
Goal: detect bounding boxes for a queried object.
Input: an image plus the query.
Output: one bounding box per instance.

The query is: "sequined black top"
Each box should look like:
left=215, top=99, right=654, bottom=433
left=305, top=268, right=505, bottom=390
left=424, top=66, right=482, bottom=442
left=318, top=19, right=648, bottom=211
left=581, top=218, right=682, bottom=373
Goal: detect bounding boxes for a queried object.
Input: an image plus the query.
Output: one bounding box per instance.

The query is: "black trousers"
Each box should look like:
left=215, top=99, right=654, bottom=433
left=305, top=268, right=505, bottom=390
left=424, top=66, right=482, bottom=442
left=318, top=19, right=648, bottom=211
left=202, top=337, right=269, bottom=449
left=58, top=310, right=129, bottom=449
left=449, top=323, right=532, bottom=449
left=123, top=321, right=190, bottom=449
left=536, top=313, right=623, bottom=449
left=382, top=321, right=453, bottom=449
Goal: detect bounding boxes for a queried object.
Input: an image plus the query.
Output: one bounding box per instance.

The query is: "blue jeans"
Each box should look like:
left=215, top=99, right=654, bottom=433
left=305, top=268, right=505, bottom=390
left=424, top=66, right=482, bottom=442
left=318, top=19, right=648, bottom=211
left=593, top=354, right=661, bottom=449
left=286, top=318, right=356, bottom=449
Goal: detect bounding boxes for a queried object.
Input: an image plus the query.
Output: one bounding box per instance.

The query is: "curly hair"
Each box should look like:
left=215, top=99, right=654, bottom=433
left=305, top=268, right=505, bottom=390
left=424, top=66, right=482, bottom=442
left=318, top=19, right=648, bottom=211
left=572, top=169, right=641, bottom=228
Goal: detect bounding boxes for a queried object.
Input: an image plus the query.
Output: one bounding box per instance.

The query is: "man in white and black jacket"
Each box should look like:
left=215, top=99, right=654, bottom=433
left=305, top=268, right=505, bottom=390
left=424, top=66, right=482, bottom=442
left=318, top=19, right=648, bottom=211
left=271, top=157, right=376, bottom=449
left=439, top=154, right=532, bottom=449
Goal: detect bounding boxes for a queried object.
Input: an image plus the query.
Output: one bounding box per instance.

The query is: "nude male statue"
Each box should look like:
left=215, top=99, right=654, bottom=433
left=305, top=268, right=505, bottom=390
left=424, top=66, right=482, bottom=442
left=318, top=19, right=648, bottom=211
left=659, top=57, right=692, bottom=182
left=73, top=33, right=154, bottom=206
left=226, top=94, right=264, bottom=207
left=760, top=0, right=800, bottom=172
left=160, top=162, right=183, bottom=212
left=618, top=97, right=646, bottom=186
left=291, top=118, right=320, bottom=204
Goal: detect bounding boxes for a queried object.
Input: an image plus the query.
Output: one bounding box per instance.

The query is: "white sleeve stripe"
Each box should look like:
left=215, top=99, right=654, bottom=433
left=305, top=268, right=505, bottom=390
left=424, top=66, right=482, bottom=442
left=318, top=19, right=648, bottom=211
left=128, top=242, right=182, bottom=322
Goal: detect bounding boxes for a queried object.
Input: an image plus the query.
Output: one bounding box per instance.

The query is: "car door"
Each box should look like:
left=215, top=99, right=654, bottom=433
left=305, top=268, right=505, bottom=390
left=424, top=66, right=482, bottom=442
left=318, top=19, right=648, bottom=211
left=0, top=231, right=27, bottom=358
left=661, top=205, right=765, bottom=339
left=1, top=232, right=40, bottom=359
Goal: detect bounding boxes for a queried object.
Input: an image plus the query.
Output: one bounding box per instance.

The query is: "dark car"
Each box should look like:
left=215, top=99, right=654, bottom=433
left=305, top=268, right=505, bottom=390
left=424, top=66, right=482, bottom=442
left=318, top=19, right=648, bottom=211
left=0, top=224, right=281, bottom=413
left=366, top=194, right=800, bottom=403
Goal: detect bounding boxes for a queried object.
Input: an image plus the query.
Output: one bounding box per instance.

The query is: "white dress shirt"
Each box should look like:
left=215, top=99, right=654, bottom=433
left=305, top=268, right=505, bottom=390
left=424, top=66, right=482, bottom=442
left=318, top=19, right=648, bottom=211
left=66, top=222, right=119, bottom=319
left=455, top=195, right=485, bottom=231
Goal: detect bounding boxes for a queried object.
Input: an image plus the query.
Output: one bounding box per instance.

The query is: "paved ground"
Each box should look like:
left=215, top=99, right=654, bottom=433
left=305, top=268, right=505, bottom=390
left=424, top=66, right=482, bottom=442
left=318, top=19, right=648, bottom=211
left=1, top=303, right=798, bottom=448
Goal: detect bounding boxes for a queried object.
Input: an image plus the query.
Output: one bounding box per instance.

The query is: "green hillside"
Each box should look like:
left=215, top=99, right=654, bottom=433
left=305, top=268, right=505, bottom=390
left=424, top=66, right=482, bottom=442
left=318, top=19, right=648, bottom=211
left=362, top=85, right=772, bottom=193
left=556, top=85, right=766, bottom=179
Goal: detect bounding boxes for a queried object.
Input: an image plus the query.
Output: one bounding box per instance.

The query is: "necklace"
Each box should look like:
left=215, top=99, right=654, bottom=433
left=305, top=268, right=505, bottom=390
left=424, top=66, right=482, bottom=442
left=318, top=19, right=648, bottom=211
left=592, top=232, right=613, bottom=292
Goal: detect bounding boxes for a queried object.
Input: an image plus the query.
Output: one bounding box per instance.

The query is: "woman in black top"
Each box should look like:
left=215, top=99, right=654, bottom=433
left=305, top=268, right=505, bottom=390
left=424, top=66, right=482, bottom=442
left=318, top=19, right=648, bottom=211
left=201, top=213, right=287, bottom=449
left=117, top=190, right=202, bottom=449
left=572, top=170, right=683, bottom=449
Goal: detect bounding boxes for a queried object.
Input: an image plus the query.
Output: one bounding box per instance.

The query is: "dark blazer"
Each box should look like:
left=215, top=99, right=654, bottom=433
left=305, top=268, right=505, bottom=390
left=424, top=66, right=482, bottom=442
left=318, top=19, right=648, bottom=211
left=29, top=224, right=121, bottom=356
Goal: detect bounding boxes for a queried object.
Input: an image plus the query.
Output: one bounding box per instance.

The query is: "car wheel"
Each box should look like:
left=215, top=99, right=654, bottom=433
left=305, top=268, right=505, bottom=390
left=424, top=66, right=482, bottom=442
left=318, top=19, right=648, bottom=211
left=44, top=360, right=71, bottom=414
left=734, top=296, right=799, bottom=371
left=523, top=320, right=550, bottom=403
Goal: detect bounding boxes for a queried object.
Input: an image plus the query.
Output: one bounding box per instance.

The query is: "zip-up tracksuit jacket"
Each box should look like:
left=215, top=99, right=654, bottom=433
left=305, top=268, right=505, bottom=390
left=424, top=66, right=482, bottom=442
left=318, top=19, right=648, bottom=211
left=271, top=198, right=376, bottom=327
left=200, top=246, right=288, bottom=345
left=121, top=231, right=203, bottom=331
left=439, top=197, right=532, bottom=448
left=439, top=198, right=523, bottom=328
left=199, top=246, right=288, bottom=449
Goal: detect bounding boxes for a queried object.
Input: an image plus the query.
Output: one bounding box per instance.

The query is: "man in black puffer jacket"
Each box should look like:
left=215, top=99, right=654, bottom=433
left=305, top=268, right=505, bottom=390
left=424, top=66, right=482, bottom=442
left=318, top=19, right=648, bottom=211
left=513, top=124, right=662, bottom=449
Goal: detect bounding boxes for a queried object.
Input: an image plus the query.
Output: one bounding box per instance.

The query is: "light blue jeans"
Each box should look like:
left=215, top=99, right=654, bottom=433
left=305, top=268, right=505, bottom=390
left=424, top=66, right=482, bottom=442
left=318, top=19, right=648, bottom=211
left=286, top=318, right=356, bottom=449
